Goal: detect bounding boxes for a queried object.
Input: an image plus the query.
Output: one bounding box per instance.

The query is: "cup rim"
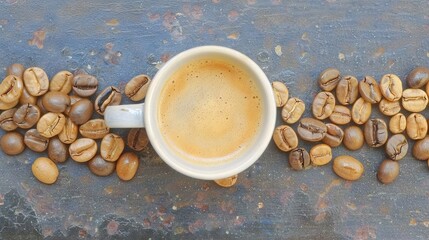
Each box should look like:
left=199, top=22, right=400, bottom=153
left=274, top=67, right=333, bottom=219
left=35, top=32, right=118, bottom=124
left=145, top=45, right=276, bottom=180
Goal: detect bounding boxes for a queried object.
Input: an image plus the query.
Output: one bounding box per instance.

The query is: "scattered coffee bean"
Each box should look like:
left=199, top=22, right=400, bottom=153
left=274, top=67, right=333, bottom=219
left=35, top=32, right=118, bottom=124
left=100, top=133, right=125, bottom=162
left=332, top=155, right=364, bottom=181
left=412, top=136, right=429, bottom=160
left=69, top=138, right=98, bottom=162
left=0, top=108, right=18, bottom=131
left=19, top=87, right=37, bottom=105
left=406, top=66, right=429, bottom=89
left=318, top=68, right=341, bottom=91
left=42, top=91, right=70, bottom=113
left=24, top=129, right=49, bottom=152
left=364, top=118, right=388, bottom=147
left=358, top=76, right=382, bottom=104
left=336, top=75, right=359, bottom=105
left=289, top=148, right=310, bottom=170
left=401, top=88, right=428, bottom=112
left=214, top=174, right=238, bottom=187
left=68, top=98, right=93, bottom=125
left=36, top=97, right=47, bottom=114
left=127, top=128, right=149, bottom=151
left=79, top=119, right=110, bottom=139
left=310, top=144, right=332, bottom=166
left=94, top=86, right=122, bottom=115
left=31, top=157, right=59, bottom=184
left=329, top=105, right=351, bottom=125
left=48, top=137, right=68, bottom=163
left=37, top=112, right=66, bottom=138
left=50, top=70, right=73, bottom=94
left=13, top=103, right=41, bottom=129
left=312, top=91, right=335, bottom=120
left=352, top=97, right=371, bottom=125
left=72, top=74, right=98, bottom=97
left=88, top=155, right=116, bottom=176
left=6, top=63, right=24, bottom=78
left=125, top=74, right=151, bottom=102
left=377, top=159, right=399, bottom=184
left=406, top=113, right=427, bottom=140
left=389, top=113, right=406, bottom=134
left=273, top=125, right=298, bottom=152
left=385, top=134, right=408, bottom=161
left=58, top=117, right=78, bottom=144
left=116, top=152, right=139, bottom=181
left=322, top=123, right=344, bottom=147
left=23, top=67, right=49, bottom=96
left=0, top=98, right=18, bottom=110
left=343, top=126, right=364, bottom=151
left=272, top=81, right=289, bottom=107
left=379, top=74, right=402, bottom=101
left=281, top=97, right=305, bottom=124
left=379, top=98, right=401, bottom=116
left=0, top=132, right=25, bottom=155
left=297, top=118, right=327, bottom=142
left=0, top=75, right=23, bottom=103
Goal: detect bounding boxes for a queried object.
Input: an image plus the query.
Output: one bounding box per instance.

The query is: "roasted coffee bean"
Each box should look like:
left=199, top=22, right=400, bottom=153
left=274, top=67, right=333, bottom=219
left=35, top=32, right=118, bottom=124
left=329, top=105, right=351, bottom=125
left=377, top=159, right=399, bottom=184
left=364, top=118, right=388, bottom=147
left=288, top=148, right=310, bottom=170
left=23, top=67, right=49, bottom=96
left=379, top=98, right=401, bottom=116
left=0, top=108, right=18, bottom=131
left=385, top=134, right=408, bottom=161
left=272, top=81, right=289, bottom=107
left=100, top=133, right=125, bottom=162
left=48, top=137, right=68, bottom=163
left=68, top=98, right=93, bottom=125
left=72, top=74, right=98, bottom=97
left=0, top=99, right=18, bottom=110
left=412, top=136, right=429, bottom=160
left=310, top=144, right=332, bottom=166
left=351, top=97, right=371, bottom=125
left=94, top=86, right=122, bottom=115
left=281, top=97, right=305, bottom=124
left=19, top=87, right=37, bottom=105
left=273, top=125, right=298, bottom=152
left=37, top=112, right=66, bottom=138
left=406, top=113, right=427, bottom=140
left=58, top=118, right=78, bottom=144
left=116, top=152, right=139, bottom=181
left=343, top=126, right=364, bottom=151
left=7, top=63, right=24, bottom=78
left=127, top=128, right=149, bottom=151
left=332, top=155, right=364, bottom=181
left=36, top=97, right=47, bottom=114
left=389, top=113, right=406, bottom=134
left=336, top=75, right=359, bottom=105
left=322, top=123, right=344, bottom=147
left=312, top=91, right=335, bottom=120
left=24, top=129, right=49, bottom=152
left=297, top=118, right=327, bottom=142
left=88, top=155, right=116, bottom=176
left=406, top=66, right=429, bottom=89
left=0, top=132, right=24, bottom=155
left=125, top=74, right=151, bottom=102
left=64, top=95, right=82, bottom=115
left=318, top=68, right=341, bottom=91
left=401, top=89, right=428, bottom=112
left=358, top=76, right=382, bottom=103
left=0, top=75, right=23, bottom=103
left=214, top=175, right=238, bottom=187
left=32, top=157, right=58, bottom=184
left=13, top=103, right=40, bottom=129
left=79, top=119, right=109, bottom=139
left=379, top=74, right=402, bottom=101
left=69, top=138, right=98, bottom=162
left=42, top=91, right=70, bottom=113
left=50, top=70, right=73, bottom=94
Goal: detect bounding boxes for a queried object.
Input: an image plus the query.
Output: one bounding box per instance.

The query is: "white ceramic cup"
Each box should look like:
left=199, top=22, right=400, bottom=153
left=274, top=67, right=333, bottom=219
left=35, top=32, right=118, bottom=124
left=105, top=46, right=276, bottom=180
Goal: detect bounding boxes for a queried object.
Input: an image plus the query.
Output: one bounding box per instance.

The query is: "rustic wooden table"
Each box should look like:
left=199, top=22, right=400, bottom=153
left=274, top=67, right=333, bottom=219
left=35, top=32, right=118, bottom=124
left=1, top=0, right=429, bottom=239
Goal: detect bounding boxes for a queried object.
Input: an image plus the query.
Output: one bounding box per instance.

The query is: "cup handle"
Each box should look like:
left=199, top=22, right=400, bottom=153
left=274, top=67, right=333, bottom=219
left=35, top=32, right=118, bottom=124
left=104, top=104, right=145, bottom=128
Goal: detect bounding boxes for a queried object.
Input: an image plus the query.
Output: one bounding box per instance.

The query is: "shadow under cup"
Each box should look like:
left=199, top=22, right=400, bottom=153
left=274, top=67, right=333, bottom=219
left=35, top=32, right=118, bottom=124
left=145, top=46, right=276, bottom=180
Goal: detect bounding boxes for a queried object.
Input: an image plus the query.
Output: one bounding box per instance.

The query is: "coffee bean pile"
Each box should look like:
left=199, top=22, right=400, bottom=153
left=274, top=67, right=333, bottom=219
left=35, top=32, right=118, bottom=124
left=273, top=66, right=429, bottom=184
left=0, top=63, right=152, bottom=184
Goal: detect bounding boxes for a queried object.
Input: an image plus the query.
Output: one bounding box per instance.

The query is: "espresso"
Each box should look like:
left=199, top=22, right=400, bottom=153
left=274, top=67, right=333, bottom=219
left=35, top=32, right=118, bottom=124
left=158, top=57, right=263, bottom=165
